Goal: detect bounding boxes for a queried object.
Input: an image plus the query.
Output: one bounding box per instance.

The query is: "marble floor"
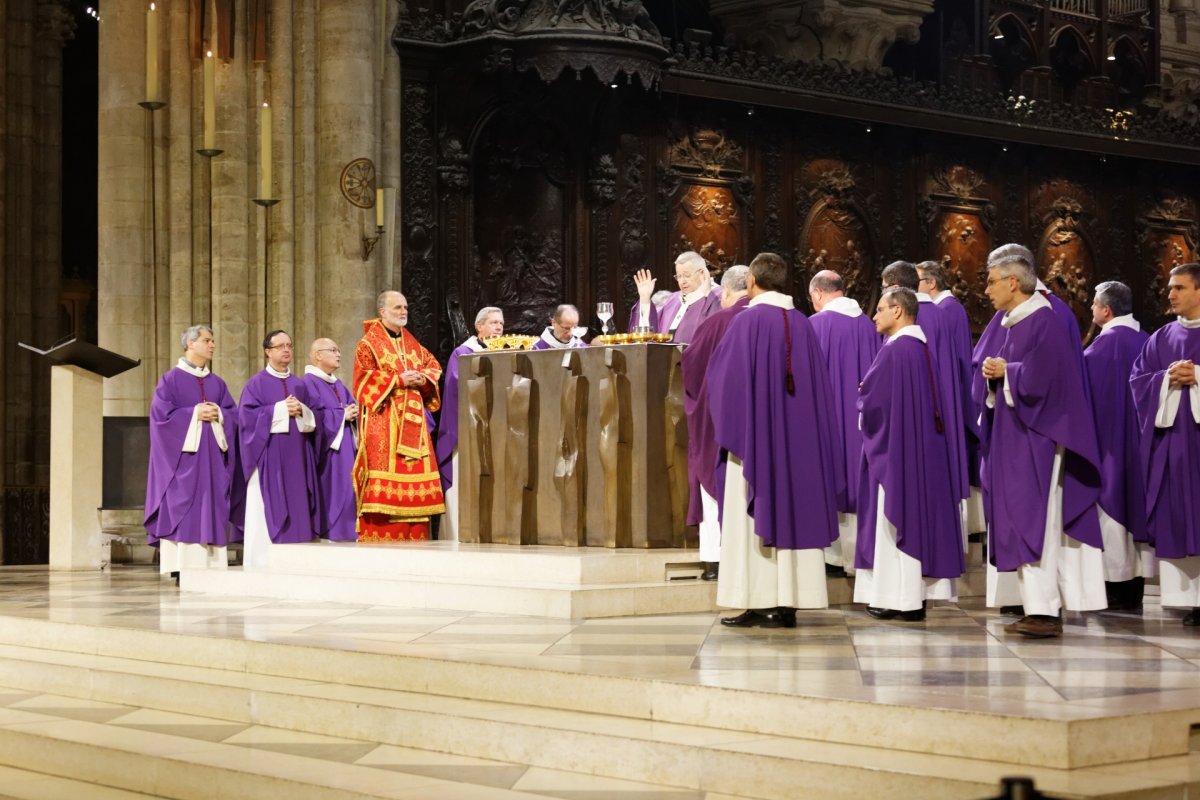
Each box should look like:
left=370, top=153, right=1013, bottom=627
left=0, top=565, right=1199, bottom=798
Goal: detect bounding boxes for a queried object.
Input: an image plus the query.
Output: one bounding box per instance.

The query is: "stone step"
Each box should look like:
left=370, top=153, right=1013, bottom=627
left=0, top=635, right=1187, bottom=799
left=0, top=615, right=1189, bottom=777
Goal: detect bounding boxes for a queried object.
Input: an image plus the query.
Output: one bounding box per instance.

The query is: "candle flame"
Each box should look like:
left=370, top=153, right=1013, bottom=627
left=206, top=50, right=213, bottom=58
left=150, top=3, right=155, bottom=9
left=263, top=102, right=269, bottom=107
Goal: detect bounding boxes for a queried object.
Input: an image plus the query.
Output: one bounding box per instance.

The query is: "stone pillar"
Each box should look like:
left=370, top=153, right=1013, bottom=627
left=1, top=0, right=13, bottom=517
left=317, top=0, right=378, bottom=354
left=98, top=0, right=151, bottom=415
left=380, top=0, right=402, bottom=292
left=166, top=0, right=195, bottom=351
left=264, top=0, right=295, bottom=341
left=293, top=0, right=319, bottom=357
left=33, top=1, right=74, bottom=488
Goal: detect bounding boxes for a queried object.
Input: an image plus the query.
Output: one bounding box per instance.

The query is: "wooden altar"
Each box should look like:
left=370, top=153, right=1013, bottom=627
left=455, top=344, right=695, bottom=549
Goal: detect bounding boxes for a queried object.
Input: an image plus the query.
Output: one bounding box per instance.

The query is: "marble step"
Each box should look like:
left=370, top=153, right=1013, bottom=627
left=0, top=616, right=1190, bottom=776
left=0, top=639, right=1189, bottom=800
left=0, top=704, right=559, bottom=800
left=0, top=763, right=171, bottom=800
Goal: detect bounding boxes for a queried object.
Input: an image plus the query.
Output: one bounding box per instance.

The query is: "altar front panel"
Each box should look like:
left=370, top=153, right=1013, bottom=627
left=456, top=345, right=694, bottom=548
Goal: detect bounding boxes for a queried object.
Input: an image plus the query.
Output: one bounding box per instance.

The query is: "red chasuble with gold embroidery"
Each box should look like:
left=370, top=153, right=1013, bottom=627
left=352, top=318, right=445, bottom=541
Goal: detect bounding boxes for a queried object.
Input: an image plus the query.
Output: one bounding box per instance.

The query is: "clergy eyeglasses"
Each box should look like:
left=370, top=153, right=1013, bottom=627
left=267, top=343, right=294, bottom=350
left=316, top=347, right=340, bottom=354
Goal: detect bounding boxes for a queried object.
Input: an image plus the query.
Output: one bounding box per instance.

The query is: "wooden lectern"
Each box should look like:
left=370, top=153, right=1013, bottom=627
left=18, top=339, right=140, bottom=570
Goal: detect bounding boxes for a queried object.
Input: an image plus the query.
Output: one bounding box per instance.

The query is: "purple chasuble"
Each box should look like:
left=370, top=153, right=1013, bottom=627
left=1129, top=322, right=1200, bottom=559
left=979, top=304, right=1103, bottom=571
left=934, top=294, right=982, bottom=485
left=706, top=300, right=845, bottom=550
left=238, top=370, right=320, bottom=543
left=917, top=301, right=970, bottom=501
left=1046, top=291, right=1084, bottom=346
left=628, top=285, right=722, bottom=343
left=971, top=311, right=1005, bottom=466
left=301, top=372, right=359, bottom=541
left=681, top=296, right=750, bottom=525
left=434, top=340, right=479, bottom=490
left=855, top=333, right=965, bottom=579
left=144, top=367, right=238, bottom=546
left=1083, top=325, right=1149, bottom=540
left=809, top=305, right=880, bottom=515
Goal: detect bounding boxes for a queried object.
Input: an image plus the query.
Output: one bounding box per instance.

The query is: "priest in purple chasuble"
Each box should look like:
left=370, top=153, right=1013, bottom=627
left=978, top=244, right=1106, bottom=638
left=807, top=269, right=880, bottom=576
left=681, top=265, right=750, bottom=581
left=1129, top=262, right=1200, bottom=626
left=434, top=306, right=503, bottom=541
left=238, top=329, right=320, bottom=570
left=627, top=251, right=723, bottom=344
left=353, top=291, right=445, bottom=543
left=707, top=253, right=846, bottom=629
left=854, top=288, right=964, bottom=620
left=920, top=260, right=986, bottom=537
left=1083, top=282, right=1153, bottom=611
left=145, top=325, right=238, bottom=575
left=882, top=261, right=970, bottom=520
left=301, top=338, right=360, bottom=542
left=532, top=304, right=589, bottom=350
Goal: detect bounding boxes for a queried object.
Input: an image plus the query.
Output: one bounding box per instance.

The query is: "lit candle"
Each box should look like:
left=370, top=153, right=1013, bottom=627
left=145, top=3, right=158, bottom=103
left=376, top=188, right=384, bottom=228
left=203, top=51, right=215, bottom=151
left=259, top=103, right=272, bottom=198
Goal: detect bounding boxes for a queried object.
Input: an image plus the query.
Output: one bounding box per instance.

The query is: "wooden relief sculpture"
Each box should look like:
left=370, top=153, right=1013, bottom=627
left=504, top=355, right=538, bottom=544
left=599, top=348, right=633, bottom=548
left=465, top=358, right=495, bottom=543
left=554, top=352, right=588, bottom=546
left=663, top=356, right=690, bottom=547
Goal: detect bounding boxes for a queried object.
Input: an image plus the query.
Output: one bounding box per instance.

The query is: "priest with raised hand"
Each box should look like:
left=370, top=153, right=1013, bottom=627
left=707, top=252, right=846, bottom=628
left=807, top=269, right=879, bottom=576
left=145, top=325, right=238, bottom=577
left=1083, top=281, right=1152, bottom=612
left=532, top=304, right=588, bottom=350
left=681, top=264, right=750, bottom=582
left=1129, top=263, right=1200, bottom=626
left=435, top=306, right=503, bottom=541
left=302, top=338, right=359, bottom=542
left=855, top=288, right=964, bottom=621
left=919, top=260, right=984, bottom=538
left=979, top=244, right=1106, bottom=637
left=238, top=330, right=320, bottom=570
left=628, top=251, right=722, bottom=344
left=353, top=291, right=445, bottom=542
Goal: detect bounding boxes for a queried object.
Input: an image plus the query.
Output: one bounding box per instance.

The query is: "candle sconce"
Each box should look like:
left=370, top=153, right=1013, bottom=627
left=196, top=147, right=224, bottom=158
left=361, top=223, right=384, bottom=261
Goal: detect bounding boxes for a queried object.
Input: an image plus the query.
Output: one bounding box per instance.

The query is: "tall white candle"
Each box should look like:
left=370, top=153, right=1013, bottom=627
left=376, top=188, right=384, bottom=228
left=145, top=3, right=159, bottom=103
left=203, top=52, right=216, bottom=150
left=260, top=103, right=272, bottom=198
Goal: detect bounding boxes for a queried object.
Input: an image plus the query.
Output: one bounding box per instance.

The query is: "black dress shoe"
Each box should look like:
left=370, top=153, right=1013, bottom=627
left=1183, top=608, right=1200, bottom=627
left=825, top=563, right=847, bottom=577
left=866, top=606, right=899, bottom=619
left=893, top=608, right=926, bottom=622
left=999, top=605, right=1025, bottom=616
left=701, top=562, right=719, bottom=581
left=721, top=609, right=766, bottom=627
left=760, top=607, right=797, bottom=628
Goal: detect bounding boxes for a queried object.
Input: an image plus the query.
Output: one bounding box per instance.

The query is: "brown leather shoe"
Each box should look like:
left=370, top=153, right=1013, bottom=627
left=1005, top=615, right=1062, bottom=638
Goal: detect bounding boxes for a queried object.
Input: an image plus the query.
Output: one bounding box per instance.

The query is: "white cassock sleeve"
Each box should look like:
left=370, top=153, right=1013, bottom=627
left=182, top=405, right=205, bottom=453
left=210, top=408, right=228, bottom=452
left=271, top=401, right=316, bottom=434
left=1155, top=374, right=1182, bottom=429
left=329, top=409, right=349, bottom=451
left=638, top=302, right=651, bottom=328
left=1002, top=375, right=1014, bottom=408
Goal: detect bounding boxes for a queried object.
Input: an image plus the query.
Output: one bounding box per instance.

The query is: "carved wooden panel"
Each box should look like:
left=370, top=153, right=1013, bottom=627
left=670, top=184, right=743, bottom=272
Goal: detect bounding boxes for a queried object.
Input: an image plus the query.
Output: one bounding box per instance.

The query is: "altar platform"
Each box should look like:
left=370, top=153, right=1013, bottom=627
left=0, top=565, right=1197, bottom=799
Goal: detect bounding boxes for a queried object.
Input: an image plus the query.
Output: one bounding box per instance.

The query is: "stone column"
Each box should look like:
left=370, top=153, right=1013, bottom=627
left=33, top=0, right=74, bottom=488
left=317, top=0, right=378, bottom=354
left=98, top=0, right=151, bottom=415
left=380, top=0, right=402, bottom=292
left=1, top=0, right=12, bottom=515
left=208, top=0, right=250, bottom=392
left=166, top=0, right=195, bottom=348
left=293, top=0, right=319, bottom=356
left=264, top=0, right=296, bottom=342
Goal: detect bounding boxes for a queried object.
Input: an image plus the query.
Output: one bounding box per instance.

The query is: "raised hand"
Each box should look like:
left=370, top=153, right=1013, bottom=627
left=634, top=268, right=656, bottom=304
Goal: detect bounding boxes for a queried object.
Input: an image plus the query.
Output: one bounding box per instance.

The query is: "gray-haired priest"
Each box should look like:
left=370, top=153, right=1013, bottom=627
left=144, top=325, right=239, bottom=577
left=435, top=306, right=504, bottom=540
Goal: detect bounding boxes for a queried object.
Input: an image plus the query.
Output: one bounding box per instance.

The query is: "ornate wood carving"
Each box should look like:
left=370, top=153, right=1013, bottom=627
left=400, top=83, right=439, bottom=349
left=1137, top=192, right=1199, bottom=325
left=618, top=138, right=649, bottom=315
left=921, top=162, right=997, bottom=330
left=796, top=161, right=878, bottom=308
left=1031, top=182, right=1100, bottom=329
